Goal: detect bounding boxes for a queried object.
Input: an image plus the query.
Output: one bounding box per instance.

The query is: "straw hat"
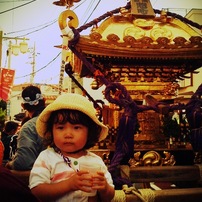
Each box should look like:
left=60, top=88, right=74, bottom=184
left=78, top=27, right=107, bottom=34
left=36, top=93, right=108, bottom=141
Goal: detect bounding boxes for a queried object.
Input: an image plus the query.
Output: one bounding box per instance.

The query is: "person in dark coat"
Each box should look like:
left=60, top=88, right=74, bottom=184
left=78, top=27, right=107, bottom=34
left=0, top=166, right=39, bottom=202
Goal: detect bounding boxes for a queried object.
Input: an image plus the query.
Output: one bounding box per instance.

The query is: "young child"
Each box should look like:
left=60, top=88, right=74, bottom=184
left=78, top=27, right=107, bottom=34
left=1, top=121, right=19, bottom=162
left=29, top=93, right=115, bottom=202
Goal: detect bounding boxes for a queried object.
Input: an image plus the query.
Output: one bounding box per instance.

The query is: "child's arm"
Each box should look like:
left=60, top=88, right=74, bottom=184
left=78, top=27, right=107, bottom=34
left=31, top=171, right=91, bottom=201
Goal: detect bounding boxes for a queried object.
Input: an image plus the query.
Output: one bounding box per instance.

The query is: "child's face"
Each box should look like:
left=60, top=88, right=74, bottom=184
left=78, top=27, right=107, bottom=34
left=53, top=121, right=88, bottom=155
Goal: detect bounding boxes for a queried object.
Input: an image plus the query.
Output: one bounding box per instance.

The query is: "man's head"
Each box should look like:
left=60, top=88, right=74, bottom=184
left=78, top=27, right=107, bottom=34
left=21, top=85, right=45, bottom=113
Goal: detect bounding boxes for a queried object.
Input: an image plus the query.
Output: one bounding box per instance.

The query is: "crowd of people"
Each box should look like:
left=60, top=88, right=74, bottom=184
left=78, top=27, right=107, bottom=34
left=0, top=85, right=115, bottom=202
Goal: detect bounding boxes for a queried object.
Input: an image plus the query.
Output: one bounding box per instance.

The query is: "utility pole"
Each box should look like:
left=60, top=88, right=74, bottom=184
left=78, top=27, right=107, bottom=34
left=30, top=43, right=36, bottom=83
left=0, top=30, right=29, bottom=120
left=0, top=30, right=3, bottom=67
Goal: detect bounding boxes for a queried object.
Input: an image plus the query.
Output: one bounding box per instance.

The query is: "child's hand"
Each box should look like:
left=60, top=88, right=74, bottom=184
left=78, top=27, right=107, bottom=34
left=91, top=171, right=108, bottom=191
left=91, top=171, right=115, bottom=202
left=67, top=171, right=94, bottom=192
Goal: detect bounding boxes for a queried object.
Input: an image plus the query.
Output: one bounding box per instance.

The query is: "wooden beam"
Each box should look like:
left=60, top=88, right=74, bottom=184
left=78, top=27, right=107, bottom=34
left=124, top=188, right=202, bottom=202
left=129, top=165, right=201, bottom=183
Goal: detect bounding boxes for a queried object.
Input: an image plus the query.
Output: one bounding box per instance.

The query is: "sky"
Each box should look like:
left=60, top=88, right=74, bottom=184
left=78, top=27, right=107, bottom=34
left=0, top=0, right=202, bottom=87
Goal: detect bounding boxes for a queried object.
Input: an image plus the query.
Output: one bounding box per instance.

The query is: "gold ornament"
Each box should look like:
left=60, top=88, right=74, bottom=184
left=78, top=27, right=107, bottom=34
left=58, top=9, right=79, bottom=30
left=133, top=19, right=155, bottom=29
left=53, top=0, right=81, bottom=7
left=151, top=27, right=172, bottom=40
left=124, top=26, right=145, bottom=40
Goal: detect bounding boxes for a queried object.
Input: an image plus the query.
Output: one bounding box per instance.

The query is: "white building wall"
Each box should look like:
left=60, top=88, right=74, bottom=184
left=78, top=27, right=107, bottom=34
left=179, top=9, right=202, bottom=94
left=9, top=90, right=23, bottom=120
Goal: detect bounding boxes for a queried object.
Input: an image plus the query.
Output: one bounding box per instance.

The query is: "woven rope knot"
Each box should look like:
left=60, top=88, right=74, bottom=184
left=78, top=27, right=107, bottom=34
left=122, top=184, right=137, bottom=194
left=121, top=184, right=155, bottom=202
left=105, top=82, right=132, bottom=107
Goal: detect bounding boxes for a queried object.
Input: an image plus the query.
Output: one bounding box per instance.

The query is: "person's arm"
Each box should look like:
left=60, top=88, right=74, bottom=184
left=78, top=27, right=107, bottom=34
left=6, top=119, right=42, bottom=170
left=31, top=170, right=95, bottom=201
left=31, top=176, right=75, bottom=201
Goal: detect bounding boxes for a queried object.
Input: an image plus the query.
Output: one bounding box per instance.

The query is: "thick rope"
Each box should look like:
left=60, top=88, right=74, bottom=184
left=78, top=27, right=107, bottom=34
left=111, top=184, right=156, bottom=202
left=65, top=63, right=102, bottom=110
left=123, top=184, right=155, bottom=202
left=105, top=82, right=134, bottom=107
left=77, top=2, right=131, bottom=33
left=138, top=189, right=155, bottom=202
left=154, top=9, right=202, bottom=31
left=111, top=185, right=156, bottom=202
left=111, top=190, right=126, bottom=202
left=77, top=2, right=202, bottom=34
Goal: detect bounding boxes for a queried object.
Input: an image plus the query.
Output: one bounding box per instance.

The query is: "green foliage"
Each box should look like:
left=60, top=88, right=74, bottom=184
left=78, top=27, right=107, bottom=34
left=0, top=100, right=6, bottom=110
left=0, top=100, right=7, bottom=124
left=0, top=107, right=6, bottom=122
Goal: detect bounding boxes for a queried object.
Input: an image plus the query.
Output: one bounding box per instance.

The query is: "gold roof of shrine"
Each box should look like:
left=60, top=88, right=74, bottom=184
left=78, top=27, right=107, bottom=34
left=74, top=8, right=202, bottom=85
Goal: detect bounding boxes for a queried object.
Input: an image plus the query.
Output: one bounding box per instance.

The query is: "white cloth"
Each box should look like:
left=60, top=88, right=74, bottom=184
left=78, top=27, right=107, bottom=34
left=29, top=148, right=114, bottom=202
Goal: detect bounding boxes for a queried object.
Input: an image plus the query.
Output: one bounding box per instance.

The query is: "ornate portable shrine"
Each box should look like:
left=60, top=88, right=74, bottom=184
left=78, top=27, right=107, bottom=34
left=53, top=0, right=202, bottom=201
left=73, top=4, right=202, bottom=86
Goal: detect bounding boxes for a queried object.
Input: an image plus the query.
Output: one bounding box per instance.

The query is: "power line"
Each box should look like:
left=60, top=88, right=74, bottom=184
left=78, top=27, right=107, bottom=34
left=15, top=20, right=57, bottom=37
left=0, top=0, right=37, bottom=14
left=83, top=0, right=101, bottom=25
left=81, top=0, right=95, bottom=19
left=6, top=19, right=57, bottom=35
left=15, top=52, right=61, bottom=80
left=0, top=0, right=30, bottom=3
left=81, top=0, right=96, bottom=25
left=0, top=0, right=31, bottom=2
left=4, top=0, right=88, bottom=36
